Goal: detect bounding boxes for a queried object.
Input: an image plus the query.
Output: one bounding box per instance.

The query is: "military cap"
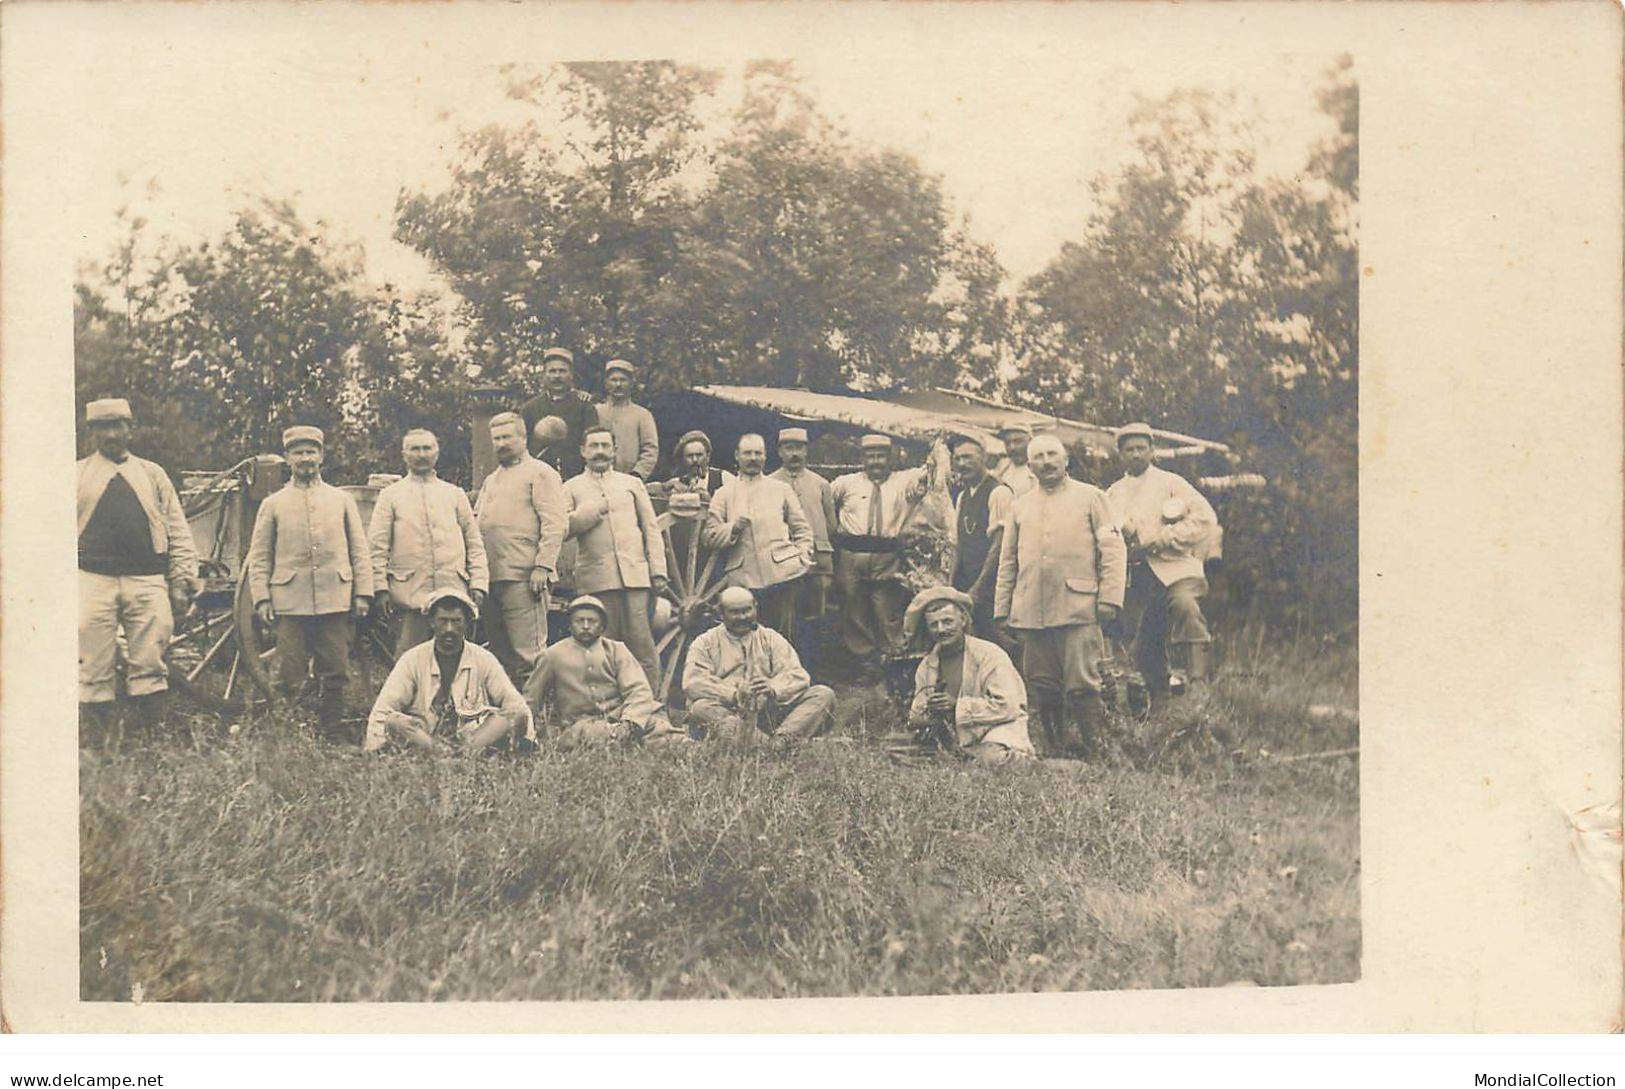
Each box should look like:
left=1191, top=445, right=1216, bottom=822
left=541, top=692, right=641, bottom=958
left=566, top=594, right=609, bottom=621
left=604, top=358, right=636, bottom=377
left=423, top=587, right=477, bottom=619
left=281, top=425, right=324, bottom=450
left=85, top=398, right=133, bottom=424
left=674, top=429, right=713, bottom=457
left=542, top=346, right=575, bottom=364
left=902, top=585, right=975, bottom=643
left=777, top=427, right=810, bottom=445
left=1116, top=421, right=1155, bottom=446
left=859, top=434, right=893, bottom=450
left=996, top=421, right=1033, bottom=437
left=946, top=432, right=985, bottom=452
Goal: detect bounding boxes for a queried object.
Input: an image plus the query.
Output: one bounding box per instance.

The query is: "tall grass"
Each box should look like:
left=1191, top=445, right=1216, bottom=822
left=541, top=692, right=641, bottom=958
left=81, top=637, right=1357, bottom=1002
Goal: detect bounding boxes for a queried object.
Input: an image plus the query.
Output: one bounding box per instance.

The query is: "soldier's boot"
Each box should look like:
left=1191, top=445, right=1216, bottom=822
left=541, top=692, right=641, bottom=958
left=1064, top=688, right=1107, bottom=760
left=1028, top=683, right=1063, bottom=758
left=315, top=680, right=347, bottom=742
left=79, top=702, right=117, bottom=750
left=128, top=691, right=170, bottom=734
left=1183, top=641, right=1211, bottom=686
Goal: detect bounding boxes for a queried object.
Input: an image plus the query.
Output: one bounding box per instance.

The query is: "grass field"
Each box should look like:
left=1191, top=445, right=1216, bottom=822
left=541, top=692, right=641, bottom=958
left=80, top=635, right=1358, bottom=1002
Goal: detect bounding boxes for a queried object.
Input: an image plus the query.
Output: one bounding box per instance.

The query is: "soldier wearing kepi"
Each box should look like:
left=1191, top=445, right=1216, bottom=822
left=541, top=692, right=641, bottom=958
left=563, top=425, right=669, bottom=689
left=595, top=358, right=660, bottom=481
left=364, top=588, right=533, bottom=755
left=245, top=425, right=374, bottom=738
left=994, top=433, right=1127, bottom=758
left=995, top=422, right=1038, bottom=498
left=704, top=433, right=814, bottom=637
left=77, top=398, right=199, bottom=736
left=475, top=411, right=567, bottom=683
left=768, top=427, right=837, bottom=626
left=682, top=586, right=835, bottom=742
left=900, top=586, right=1034, bottom=764
left=1106, top=422, right=1221, bottom=695
left=519, top=346, right=599, bottom=479
left=521, top=595, right=688, bottom=748
left=945, top=434, right=1014, bottom=643
left=368, top=428, right=489, bottom=657
left=830, top=434, right=928, bottom=678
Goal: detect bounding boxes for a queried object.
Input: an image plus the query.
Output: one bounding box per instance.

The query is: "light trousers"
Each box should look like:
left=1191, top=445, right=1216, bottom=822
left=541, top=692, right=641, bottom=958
left=79, top=571, right=172, bottom=703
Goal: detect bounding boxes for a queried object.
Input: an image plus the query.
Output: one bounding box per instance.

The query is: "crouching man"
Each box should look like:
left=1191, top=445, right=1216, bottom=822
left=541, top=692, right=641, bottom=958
left=522, top=595, right=688, bottom=748
left=901, top=586, right=1034, bottom=765
left=364, top=588, right=532, bottom=754
left=682, top=586, right=835, bottom=742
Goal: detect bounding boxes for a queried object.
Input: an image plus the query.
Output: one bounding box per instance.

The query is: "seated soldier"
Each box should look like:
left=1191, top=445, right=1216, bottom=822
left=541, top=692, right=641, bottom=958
left=900, top=586, right=1035, bottom=764
left=522, top=595, right=689, bottom=748
left=364, top=588, right=533, bottom=754
left=682, top=586, right=836, bottom=742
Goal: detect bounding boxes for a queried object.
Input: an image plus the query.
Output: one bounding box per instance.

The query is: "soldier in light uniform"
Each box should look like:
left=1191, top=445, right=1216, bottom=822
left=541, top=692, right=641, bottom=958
left=769, top=427, right=837, bottom=625
left=76, top=398, right=199, bottom=736
left=475, top=411, right=567, bottom=683
left=367, top=428, right=489, bottom=657
left=994, top=434, right=1127, bottom=758
left=1105, top=422, right=1221, bottom=694
left=900, top=586, right=1034, bottom=764
left=995, top=422, right=1038, bottom=498
left=595, top=358, right=660, bottom=480
left=246, top=425, right=374, bottom=738
left=704, top=433, right=814, bottom=637
left=682, top=586, right=835, bottom=742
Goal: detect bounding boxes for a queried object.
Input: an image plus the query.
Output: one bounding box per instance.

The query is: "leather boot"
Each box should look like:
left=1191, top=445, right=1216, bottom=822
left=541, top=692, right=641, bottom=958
left=1183, top=642, right=1211, bottom=685
left=1029, top=685, right=1063, bottom=757
left=315, top=680, right=346, bottom=742
left=80, top=702, right=116, bottom=749
left=128, top=691, right=169, bottom=732
left=1064, top=689, right=1107, bottom=759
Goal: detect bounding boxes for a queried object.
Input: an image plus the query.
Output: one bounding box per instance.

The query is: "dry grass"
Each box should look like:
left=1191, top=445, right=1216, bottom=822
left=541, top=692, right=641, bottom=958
left=80, top=635, right=1357, bottom=1001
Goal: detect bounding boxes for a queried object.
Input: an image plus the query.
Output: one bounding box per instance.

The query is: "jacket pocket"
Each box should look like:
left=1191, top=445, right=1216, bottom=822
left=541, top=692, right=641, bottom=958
left=336, top=568, right=352, bottom=583
left=1064, top=576, right=1098, bottom=594
left=769, top=541, right=802, bottom=564
left=270, top=570, right=298, bottom=585
left=387, top=568, right=415, bottom=582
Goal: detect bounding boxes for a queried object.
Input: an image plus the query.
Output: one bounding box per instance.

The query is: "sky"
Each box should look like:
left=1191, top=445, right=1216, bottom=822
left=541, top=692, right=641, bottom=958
left=55, top=3, right=1345, bottom=297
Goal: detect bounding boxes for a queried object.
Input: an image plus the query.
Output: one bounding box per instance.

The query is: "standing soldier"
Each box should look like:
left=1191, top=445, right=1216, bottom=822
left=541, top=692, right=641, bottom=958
left=475, top=411, right=567, bottom=683
left=368, top=428, right=489, bottom=657
left=995, top=422, right=1038, bottom=498
left=519, top=346, right=599, bottom=479
left=1105, top=422, right=1220, bottom=695
left=77, top=398, right=199, bottom=735
left=946, top=434, right=1014, bottom=643
left=703, top=433, right=814, bottom=636
left=769, top=427, right=837, bottom=626
left=994, top=433, right=1127, bottom=758
left=595, top=358, right=660, bottom=481
left=563, top=426, right=669, bottom=690
left=829, top=434, right=928, bottom=679
left=245, top=425, right=374, bottom=738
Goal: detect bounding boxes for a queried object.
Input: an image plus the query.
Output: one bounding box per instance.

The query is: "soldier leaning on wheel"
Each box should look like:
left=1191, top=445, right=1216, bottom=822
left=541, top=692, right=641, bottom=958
left=245, top=425, right=374, bottom=739
left=77, top=398, right=200, bottom=738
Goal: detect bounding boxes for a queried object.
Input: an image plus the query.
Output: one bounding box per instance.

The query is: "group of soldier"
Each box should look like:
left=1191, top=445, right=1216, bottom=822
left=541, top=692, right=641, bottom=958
left=77, top=346, right=1221, bottom=765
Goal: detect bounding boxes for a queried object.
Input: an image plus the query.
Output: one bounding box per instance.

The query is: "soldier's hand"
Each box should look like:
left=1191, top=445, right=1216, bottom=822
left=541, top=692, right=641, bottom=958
left=1097, top=602, right=1120, bottom=625
left=926, top=690, right=955, bottom=715
left=528, top=568, right=549, bottom=598
left=732, top=515, right=752, bottom=536
left=471, top=588, right=487, bottom=609
left=652, top=574, right=670, bottom=596
left=352, top=596, right=371, bottom=620
left=256, top=601, right=276, bottom=626
left=747, top=676, right=772, bottom=699
left=373, top=594, right=392, bottom=621
left=170, top=580, right=194, bottom=614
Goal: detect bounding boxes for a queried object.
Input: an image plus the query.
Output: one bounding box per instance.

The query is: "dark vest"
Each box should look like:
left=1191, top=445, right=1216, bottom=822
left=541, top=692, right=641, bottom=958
left=952, top=475, right=1000, bottom=590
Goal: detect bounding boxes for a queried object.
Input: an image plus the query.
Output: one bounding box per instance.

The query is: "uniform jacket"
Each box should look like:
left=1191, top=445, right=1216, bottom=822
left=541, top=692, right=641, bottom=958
left=910, top=635, right=1033, bottom=753
left=246, top=478, right=374, bottom=615
left=475, top=453, right=568, bottom=583
left=769, top=466, right=837, bottom=558
left=523, top=635, right=660, bottom=730
left=367, top=474, right=490, bottom=610
left=75, top=451, right=198, bottom=585
left=595, top=399, right=660, bottom=480
left=1105, top=464, right=1219, bottom=587
left=563, top=468, right=668, bottom=592
left=995, top=478, right=1127, bottom=629
left=682, top=623, right=811, bottom=708
left=364, top=640, right=531, bottom=751
left=702, top=474, right=814, bottom=590
left=519, top=389, right=598, bottom=478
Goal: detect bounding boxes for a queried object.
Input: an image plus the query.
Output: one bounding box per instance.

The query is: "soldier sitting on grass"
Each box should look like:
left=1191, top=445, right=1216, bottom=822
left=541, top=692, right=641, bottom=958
left=521, top=595, right=689, bottom=749
left=364, top=588, right=533, bottom=755
left=894, top=586, right=1035, bottom=765
left=681, top=586, right=835, bottom=743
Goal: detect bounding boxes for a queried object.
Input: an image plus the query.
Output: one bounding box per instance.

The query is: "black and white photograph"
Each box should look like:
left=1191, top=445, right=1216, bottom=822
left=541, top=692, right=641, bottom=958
left=2, top=0, right=1620, bottom=1051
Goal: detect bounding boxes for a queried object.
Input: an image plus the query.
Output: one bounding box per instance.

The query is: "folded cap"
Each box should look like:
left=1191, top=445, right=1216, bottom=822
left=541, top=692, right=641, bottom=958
left=422, top=587, right=477, bottom=619
left=1116, top=421, right=1155, bottom=445
left=282, top=425, right=324, bottom=450
left=566, top=594, right=609, bottom=620
left=777, top=427, right=810, bottom=445
left=859, top=434, right=892, bottom=450
left=946, top=432, right=985, bottom=452
left=85, top=398, right=133, bottom=423
left=604, top=358, right=635, bottom=377
left=542, top=346, right=575, bottom=364
left=996, top=421, right=1033, bottom=437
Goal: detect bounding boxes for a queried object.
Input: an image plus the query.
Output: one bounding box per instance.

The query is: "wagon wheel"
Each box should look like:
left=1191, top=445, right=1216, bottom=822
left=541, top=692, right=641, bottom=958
left=652, top=511, right=729, bottom=706
left=167, top=569, right=273, bottom=714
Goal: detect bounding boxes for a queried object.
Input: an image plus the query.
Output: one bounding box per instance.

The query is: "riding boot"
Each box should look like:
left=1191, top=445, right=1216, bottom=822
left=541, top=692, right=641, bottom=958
left=1064, top=688, right=1107, bottom=759
left=1028, top=684, right=1063, bottom=757
left=315, top=680, right=346, bottom=742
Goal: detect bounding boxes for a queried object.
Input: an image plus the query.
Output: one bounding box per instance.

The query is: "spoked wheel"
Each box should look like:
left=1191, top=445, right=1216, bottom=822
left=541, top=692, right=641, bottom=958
left=167, top=571, right=273, bottom=714
left=653, top=511, right=729, bottom=705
